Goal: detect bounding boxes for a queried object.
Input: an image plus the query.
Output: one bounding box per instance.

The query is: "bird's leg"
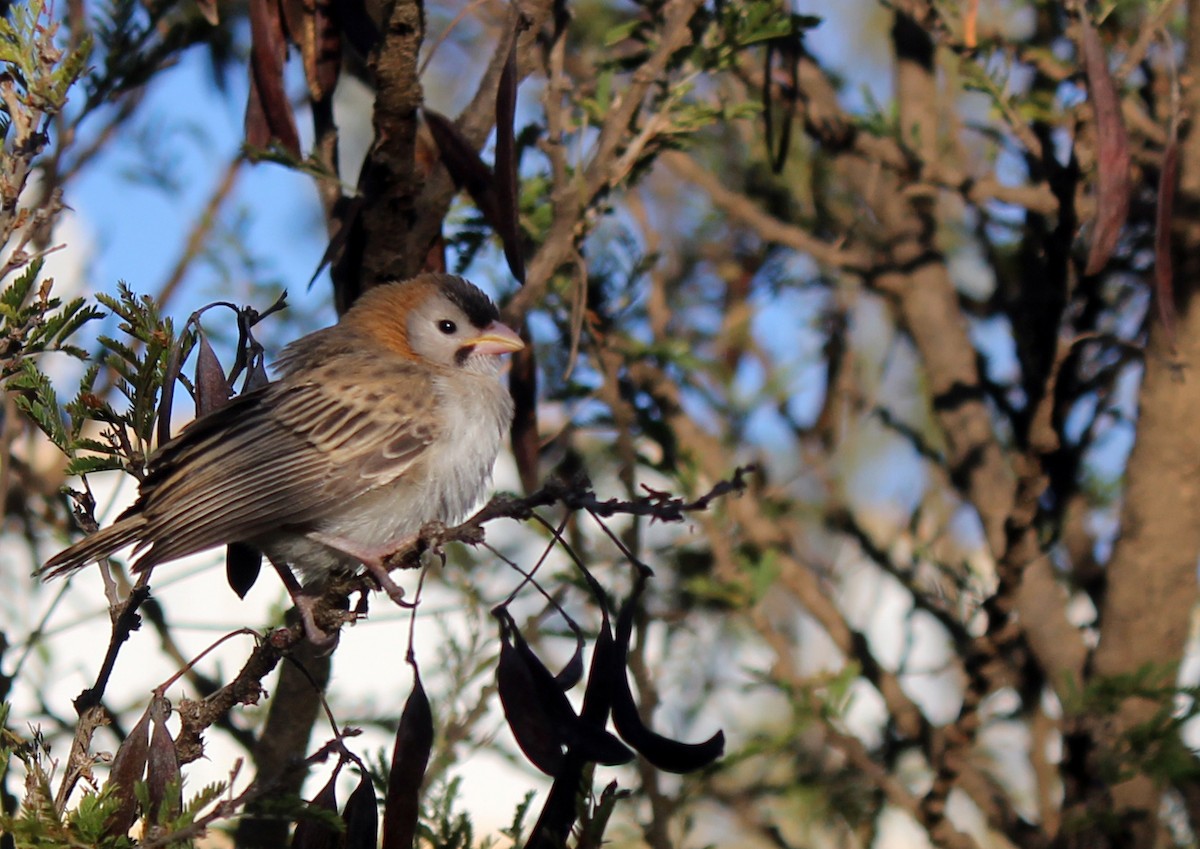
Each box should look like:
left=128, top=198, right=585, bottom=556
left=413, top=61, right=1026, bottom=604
left=307, top=531, right=416, bottom=607
left=269, top=560, right=336, bottom=650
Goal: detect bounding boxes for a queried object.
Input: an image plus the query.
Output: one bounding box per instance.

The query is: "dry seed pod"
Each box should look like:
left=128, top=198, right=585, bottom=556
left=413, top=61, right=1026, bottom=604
left=494, top=26, right=525, bottom=284
left=424, top=109, right=499, bottom=226
left=226, top=541, right=263, bottom=599
left=1080, top=13, right=1130, bottom=276
left=497, top=609, right=632, bottom=773
left=610, top=580, right=724, bottom=773
left=146, top=698, right=181, bottom=822
left=382, top=669, right=432, bottom=849
left=290, top=769, right=339, bottom=849
left=102, top=705, right=151, bottom=838
left=194, top=331, right=231, bottom=416
left=497, top=619, right=567, bottom=775
left=343, top=770, right=380, bottom=849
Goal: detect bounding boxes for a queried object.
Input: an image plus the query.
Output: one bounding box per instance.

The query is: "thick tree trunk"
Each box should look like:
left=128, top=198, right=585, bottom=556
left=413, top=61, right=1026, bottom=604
left=1073, top=4, right=1200, bottom=845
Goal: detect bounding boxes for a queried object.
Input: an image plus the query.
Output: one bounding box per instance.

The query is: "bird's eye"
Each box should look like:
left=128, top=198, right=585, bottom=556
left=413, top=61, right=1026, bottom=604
left=437, top=319, right=457, bottom=335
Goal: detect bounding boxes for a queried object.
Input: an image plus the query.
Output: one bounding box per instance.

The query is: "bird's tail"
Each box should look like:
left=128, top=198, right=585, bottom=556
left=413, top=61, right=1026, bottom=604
left=39, top=516, right=148, bottom=579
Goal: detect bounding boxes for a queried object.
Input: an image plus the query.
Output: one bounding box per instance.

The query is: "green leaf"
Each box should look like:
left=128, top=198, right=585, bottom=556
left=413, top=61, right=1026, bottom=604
left=65, top=454, right=124, bottom=476
left=9, top=359, right=68, bottom=450
left=50, top=298, right=104, bottom=345
left=0, top=258, right=42, bottom=316
left=604, top=19, right=643, bottom=47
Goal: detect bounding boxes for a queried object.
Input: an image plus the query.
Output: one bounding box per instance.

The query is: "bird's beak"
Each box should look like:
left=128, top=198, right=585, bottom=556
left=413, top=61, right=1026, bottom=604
left=464, top=320, right=525, bottom=356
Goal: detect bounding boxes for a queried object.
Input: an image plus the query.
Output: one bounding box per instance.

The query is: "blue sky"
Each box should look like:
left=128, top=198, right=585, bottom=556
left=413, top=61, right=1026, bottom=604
left=67, top=43, right=336, bottom=348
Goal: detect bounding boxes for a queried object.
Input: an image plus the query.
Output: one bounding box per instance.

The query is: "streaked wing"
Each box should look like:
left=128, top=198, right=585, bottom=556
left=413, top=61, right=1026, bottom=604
left=131, top=357, right=438, bottom=568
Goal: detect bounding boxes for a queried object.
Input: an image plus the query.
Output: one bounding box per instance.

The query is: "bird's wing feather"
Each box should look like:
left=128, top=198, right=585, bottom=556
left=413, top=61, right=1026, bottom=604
left=131, top=356, right=439, bottom=568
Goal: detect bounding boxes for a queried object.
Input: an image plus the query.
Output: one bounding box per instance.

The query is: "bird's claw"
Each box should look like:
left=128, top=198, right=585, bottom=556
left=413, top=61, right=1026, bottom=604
left=268, top=559, right=345, bottom=650
left=361, top=560, right=416, bottom=608
left=418, top=520, right=448, bottom=559
left=291, top=594, right=339, bottom=652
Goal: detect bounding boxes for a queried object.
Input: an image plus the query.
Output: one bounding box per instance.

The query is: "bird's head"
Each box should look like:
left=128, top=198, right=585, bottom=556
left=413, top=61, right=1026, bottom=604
left=346, top=274, right=525, bottom=374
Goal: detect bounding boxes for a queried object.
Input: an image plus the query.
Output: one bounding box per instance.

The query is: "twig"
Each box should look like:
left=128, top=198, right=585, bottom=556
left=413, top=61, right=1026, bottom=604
left=157, top=155, right=245, bottom=310
left=507, top=0, right=709, bottom=321
left=163, top=469, right=755, bottom=763
left=383, top=466, right=758, bottom=571
left=1115, top=0, right=1183, bottom=80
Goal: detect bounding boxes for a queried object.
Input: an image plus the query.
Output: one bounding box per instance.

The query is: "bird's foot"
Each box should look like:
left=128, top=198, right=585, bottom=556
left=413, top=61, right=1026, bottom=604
left=308, top=530, right=417, bottom=609
left=269, top=558, right=340, bottom=650
left=360, top=559, right=414, bottom=607
left=291, top=593, right=339, bottom=652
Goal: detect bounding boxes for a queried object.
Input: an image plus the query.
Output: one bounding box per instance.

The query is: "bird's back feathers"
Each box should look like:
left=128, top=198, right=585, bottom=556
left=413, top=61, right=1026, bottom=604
left=43, top=348, right=440, bottom=577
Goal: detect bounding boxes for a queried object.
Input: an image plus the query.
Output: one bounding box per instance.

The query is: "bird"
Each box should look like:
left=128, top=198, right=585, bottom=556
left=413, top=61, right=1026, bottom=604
left=42, top=273, right=525, bottom=643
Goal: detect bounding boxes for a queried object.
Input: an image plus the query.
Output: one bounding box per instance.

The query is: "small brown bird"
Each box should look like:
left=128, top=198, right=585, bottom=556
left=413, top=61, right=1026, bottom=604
left=43, top=274, right=525, bottom=641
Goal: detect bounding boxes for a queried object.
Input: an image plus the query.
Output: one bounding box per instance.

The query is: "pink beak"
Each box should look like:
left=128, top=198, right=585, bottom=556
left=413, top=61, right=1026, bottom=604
left=464, top=320, right=525, bottom=356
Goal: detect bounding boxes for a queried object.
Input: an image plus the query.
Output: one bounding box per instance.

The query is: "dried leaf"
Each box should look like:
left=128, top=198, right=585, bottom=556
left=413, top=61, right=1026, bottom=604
left=103, top=705, right=151, bottom=838
left=609, top=577, right=724, bottom=773
left=1080, top=14, right=1130, bottom=276
left=495, top=27, right=525, bottom=283
left=382, top=668, right=433, bottom=849
left=424, top=109, right=499, bottom=224
left=291, top=770, right=339, bottom=849
left=343, top=771, right=379, bottom=849
left=147, top=697, right=181, bottom=822
left=508, top=332, right=539, bottom=494
left=282, top=0, right=341, bottom=101
left=195, top=331, right=231, bottom=417
left=247, top=0, right=301, bottom=156
left=313, top=196, right=365, bottom=290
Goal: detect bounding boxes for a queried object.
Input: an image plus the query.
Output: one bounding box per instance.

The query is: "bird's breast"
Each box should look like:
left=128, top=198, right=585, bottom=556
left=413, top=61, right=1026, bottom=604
left=282, top=371, right=514, bottom=579
left=420, top=371, right=514, bottom=521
